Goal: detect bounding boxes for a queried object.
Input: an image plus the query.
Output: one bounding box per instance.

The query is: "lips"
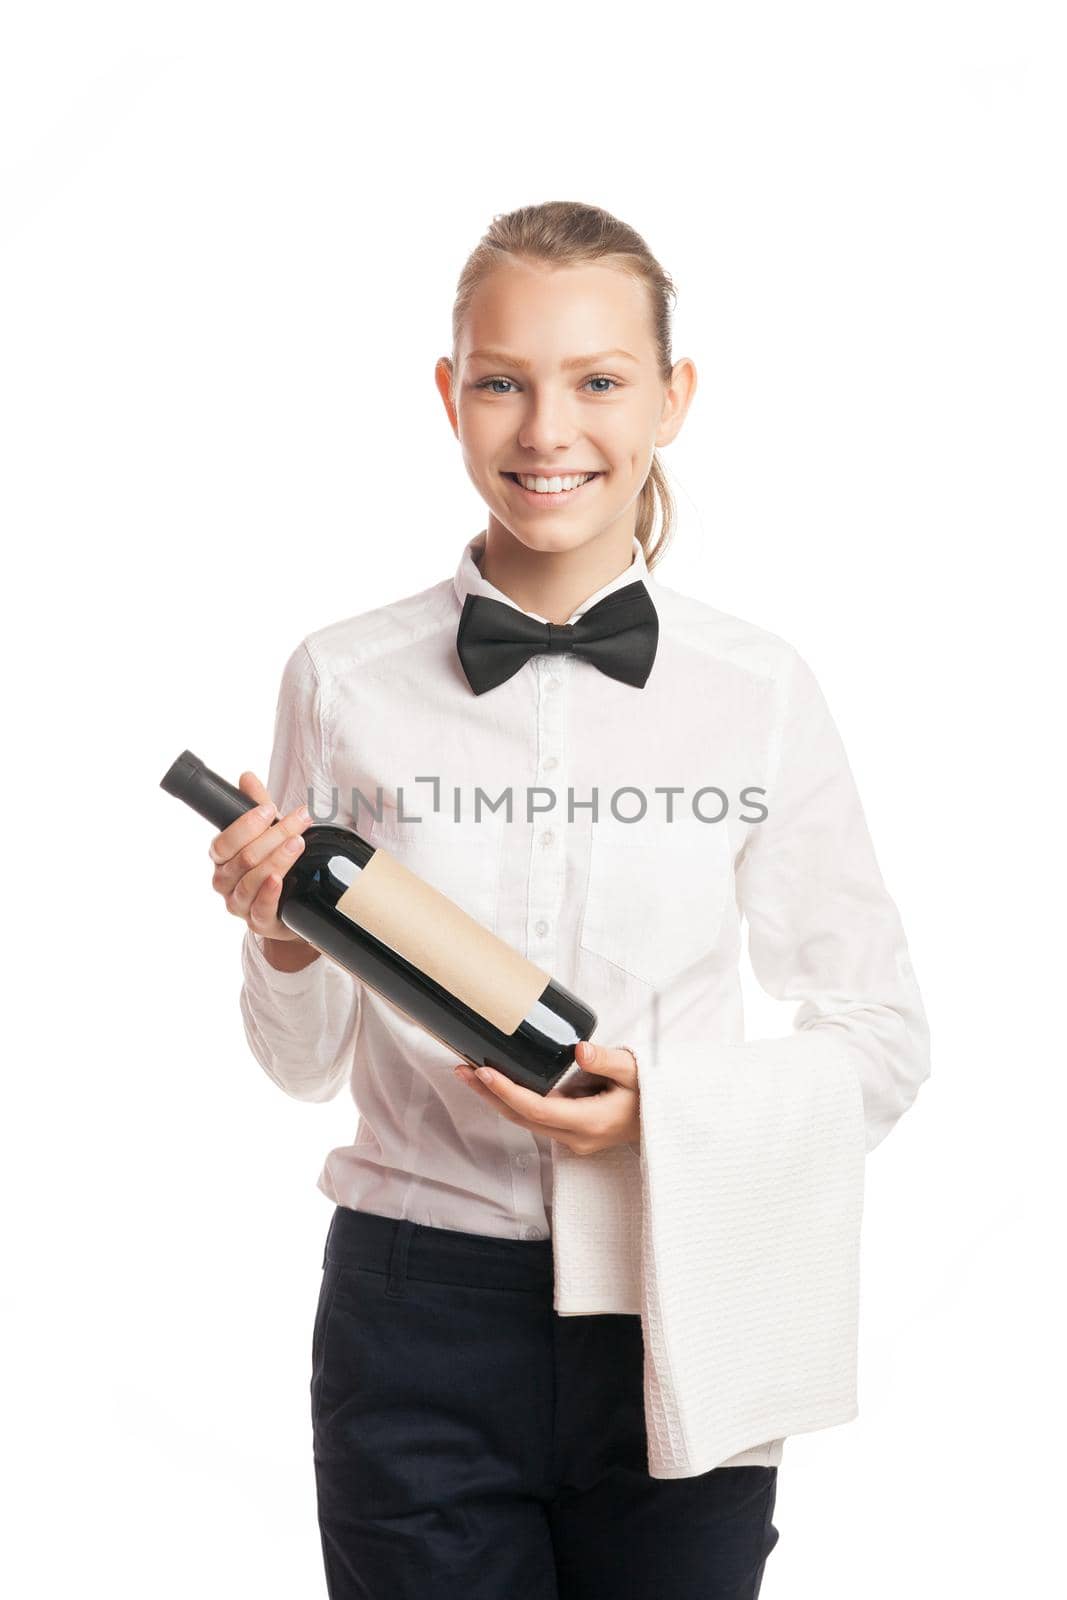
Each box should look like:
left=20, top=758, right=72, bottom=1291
left=501, top=471, right=604, bottom=505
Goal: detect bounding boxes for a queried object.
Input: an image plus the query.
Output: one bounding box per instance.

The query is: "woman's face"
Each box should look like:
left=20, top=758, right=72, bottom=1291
left=438, top=259, right=695, bottom=558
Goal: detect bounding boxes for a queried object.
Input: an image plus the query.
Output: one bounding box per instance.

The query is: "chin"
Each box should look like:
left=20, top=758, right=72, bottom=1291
left=497, top=523, right=598, bottom=556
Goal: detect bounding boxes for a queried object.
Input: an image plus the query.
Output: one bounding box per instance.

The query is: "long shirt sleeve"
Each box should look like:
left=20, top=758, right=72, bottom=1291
left=733, top=646, right=931, bottom=1154
left=238, top=640, right=364, bottom=1103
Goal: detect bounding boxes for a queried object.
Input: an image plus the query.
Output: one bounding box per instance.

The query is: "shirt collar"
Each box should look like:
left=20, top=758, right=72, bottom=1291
left=452, top=529, right=650, bottom=625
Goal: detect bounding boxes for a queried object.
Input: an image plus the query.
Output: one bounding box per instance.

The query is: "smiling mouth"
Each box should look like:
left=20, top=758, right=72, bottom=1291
left=502, top=471, right=604, bottom=498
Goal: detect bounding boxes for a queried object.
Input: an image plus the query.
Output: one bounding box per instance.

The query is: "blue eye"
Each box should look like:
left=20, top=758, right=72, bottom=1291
left=474, top=375, right=621, bottom=395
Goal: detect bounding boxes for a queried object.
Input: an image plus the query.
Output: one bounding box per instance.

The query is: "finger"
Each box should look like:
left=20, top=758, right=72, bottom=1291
left=208, top=796, right=278, bottom=866
left=454, top=1067, right=598, bottom=1152
left=212, top=800, right=311, bottom=891
left=464, top=1066, right=590, bottom=1133
left=240, top=771, right=271, bottom=806
left=227, top=828, right=307, bottom=919
left=453, top=1066, right=529, bottom=1127
left=247, top=870, right=284, bottom=934
left=574, top=1041, right=638, bottom=1085
left=208, top=773, right=307, bottom=868
left=208, top=774, right=280, bottom=862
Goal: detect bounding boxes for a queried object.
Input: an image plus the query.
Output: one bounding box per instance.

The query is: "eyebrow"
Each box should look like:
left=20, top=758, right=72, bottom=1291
left=464, top=347, right=640, bottom=371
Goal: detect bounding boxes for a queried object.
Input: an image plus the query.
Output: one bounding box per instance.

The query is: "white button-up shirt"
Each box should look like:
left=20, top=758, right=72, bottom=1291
left=240, top=529, right=931, bottom=1476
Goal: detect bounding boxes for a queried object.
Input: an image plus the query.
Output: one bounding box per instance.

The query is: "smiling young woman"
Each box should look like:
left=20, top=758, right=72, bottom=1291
left=228, top=198, right=929, bottom=1600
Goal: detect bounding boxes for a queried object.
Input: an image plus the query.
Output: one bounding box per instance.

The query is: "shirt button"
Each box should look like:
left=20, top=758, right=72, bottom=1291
left=523, top=1225, right=544, bottom=1240
left=543, top=755, right=559, bottom=770
left=541, top=831, right=554, bottom=847
left=514, top=1153, right=531, bottom=1170
left=544, top=677, right=559, bottom=692
left=534, top=919, right=549, bottom=937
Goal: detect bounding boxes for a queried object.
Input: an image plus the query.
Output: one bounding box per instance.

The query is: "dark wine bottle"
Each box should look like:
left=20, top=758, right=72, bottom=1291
left=160, top=750, right=596, bottom=1095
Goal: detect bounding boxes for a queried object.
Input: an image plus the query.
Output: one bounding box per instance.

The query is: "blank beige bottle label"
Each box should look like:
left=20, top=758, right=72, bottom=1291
left=335, top=848, right=550, bottom=1035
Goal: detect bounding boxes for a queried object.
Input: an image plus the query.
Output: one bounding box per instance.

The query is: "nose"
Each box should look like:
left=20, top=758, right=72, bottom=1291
left=516, top=389, right=581, bottom=457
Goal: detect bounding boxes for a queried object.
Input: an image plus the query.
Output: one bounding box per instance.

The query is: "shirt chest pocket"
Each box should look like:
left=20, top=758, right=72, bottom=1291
left=365, top=808, right=503, bottom=933
left=578, top=814, right=732, bottom=989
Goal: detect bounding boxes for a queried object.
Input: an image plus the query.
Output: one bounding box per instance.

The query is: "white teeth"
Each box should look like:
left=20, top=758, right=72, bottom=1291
left=515, top=472, right=595, bottom=494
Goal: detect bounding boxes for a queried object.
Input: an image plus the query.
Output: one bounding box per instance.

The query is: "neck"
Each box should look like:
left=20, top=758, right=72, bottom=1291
left=478, top=519, right=637, bottom=624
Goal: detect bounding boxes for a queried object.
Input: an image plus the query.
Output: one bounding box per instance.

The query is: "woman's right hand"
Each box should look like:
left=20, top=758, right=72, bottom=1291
left=209, top=770, right=317, bottom=943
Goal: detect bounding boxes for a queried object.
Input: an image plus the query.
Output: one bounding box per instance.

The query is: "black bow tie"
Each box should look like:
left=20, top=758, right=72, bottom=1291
left=456, top=579, right=659, bottom=695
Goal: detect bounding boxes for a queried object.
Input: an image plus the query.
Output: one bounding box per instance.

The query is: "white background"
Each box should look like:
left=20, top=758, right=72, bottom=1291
left=3, top=3, right=1064, bottom=1594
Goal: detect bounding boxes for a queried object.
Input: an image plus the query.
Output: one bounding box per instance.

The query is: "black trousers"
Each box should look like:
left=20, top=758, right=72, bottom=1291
left=311, top=1205, right=780, bottom=1599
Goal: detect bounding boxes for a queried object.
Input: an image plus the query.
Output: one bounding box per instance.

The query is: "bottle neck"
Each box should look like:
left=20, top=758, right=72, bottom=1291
left=159, top=751, right=261, bottom=831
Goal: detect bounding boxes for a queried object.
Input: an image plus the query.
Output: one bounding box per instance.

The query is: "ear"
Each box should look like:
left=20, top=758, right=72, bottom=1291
left=434, top=356, right=459, bottom=436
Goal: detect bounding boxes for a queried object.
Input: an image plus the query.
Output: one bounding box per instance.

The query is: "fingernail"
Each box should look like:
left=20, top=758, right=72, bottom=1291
left=285, top=836, right=303, bottom=853
left=257, top=803, right=275, bottom=818
left=476, top=1068, right=493, bottom=1083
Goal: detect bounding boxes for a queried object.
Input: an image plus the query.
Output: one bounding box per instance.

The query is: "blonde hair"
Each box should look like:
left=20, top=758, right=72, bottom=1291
left=450, top=200, right=679, bottom=571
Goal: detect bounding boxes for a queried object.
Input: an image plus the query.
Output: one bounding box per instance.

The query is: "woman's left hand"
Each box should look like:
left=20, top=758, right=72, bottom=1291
left=453, top=1041, right=640, bottom=1156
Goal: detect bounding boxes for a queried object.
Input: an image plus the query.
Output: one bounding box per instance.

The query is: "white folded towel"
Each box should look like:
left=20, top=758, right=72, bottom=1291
left=551, top=1030, right=867, bottom=1479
